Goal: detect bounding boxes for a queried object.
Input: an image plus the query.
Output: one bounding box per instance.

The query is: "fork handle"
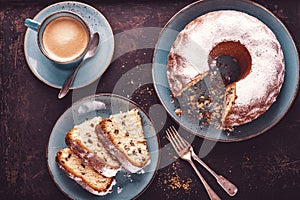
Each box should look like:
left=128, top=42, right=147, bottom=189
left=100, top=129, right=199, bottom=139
left=191, top=152, right=238, bottom=196
left=187, top=160, right=221, bottom=200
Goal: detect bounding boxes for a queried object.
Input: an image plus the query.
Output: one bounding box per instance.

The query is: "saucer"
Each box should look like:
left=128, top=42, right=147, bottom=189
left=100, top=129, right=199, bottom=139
left=24, top=1, right=114, bottom=89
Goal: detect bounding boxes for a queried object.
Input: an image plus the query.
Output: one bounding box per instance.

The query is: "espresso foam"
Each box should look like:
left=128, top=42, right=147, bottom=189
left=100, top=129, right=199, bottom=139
left=42, top=16, right=89, bottom=62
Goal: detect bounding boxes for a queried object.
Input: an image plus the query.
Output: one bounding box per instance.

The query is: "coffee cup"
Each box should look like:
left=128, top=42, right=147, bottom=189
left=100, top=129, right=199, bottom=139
left=25, top=11, right=91, bottom=65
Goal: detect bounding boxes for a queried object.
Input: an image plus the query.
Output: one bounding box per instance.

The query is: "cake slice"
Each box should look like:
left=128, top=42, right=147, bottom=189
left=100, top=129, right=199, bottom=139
left=56, top=148, right=116, bottom=196
left=65, top=117, right=121, bottom=177
left=95, top=108, right=151, bottom=173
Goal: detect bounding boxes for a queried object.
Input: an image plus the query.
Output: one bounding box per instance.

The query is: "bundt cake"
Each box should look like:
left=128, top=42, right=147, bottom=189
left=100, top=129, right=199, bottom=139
left=167, top=10, right=285, bottom=129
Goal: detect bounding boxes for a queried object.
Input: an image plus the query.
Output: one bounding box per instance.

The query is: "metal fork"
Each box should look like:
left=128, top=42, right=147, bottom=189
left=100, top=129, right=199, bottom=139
left=166, top=126, right=221, bottom=200
left=166, top=126, right=238, bottom=198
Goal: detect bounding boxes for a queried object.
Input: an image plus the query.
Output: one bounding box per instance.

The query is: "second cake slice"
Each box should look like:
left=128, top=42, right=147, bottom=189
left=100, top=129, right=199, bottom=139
left=65, top=116, right=121, bottom=177
left=96, top=108, right=151, bottom=173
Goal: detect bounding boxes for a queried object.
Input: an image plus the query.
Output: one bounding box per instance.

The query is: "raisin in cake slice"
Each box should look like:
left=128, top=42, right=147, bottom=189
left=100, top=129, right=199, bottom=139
left=96, top=108, right=151, bottom=173
left=65, top=117, right=121, bottom=177
left=56, top=148, right=116, bottom=196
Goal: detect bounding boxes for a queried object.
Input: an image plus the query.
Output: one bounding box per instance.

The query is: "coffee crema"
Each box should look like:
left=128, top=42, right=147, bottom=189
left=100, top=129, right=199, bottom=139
left=42, top=16, right=89, bottom=63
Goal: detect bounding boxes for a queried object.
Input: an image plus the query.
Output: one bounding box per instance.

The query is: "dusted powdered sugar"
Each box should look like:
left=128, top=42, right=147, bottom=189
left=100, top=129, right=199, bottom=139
left=168, top=10, right=285, bottom=127
left=77, top=101, right=106, bottom=114
left=171, top=10, right=284, bottom=105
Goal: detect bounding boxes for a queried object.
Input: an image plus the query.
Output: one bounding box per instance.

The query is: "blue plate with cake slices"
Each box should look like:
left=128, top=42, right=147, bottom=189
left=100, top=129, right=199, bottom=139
left=47, top=93, right=159, bottom=199
left=24, top=1, right=114, bottom=89
left=152, top=0, right=299, bottom=142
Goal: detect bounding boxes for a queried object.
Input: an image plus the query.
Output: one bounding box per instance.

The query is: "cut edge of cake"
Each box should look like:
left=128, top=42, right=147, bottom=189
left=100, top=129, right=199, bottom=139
left=167, top=52, right=210, bottom=98
left=221, top=84, right=237, bottom=129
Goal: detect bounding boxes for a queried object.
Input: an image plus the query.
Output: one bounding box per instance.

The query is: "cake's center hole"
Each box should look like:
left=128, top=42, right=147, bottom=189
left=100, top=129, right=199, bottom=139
left=215, top=55, right=241, bottom=85
left=208, top=41, right=252, bottom=86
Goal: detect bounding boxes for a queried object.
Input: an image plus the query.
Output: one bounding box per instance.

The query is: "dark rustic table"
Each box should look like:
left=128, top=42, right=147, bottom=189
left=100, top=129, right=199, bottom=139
left=1, top=0, right=299, bottom=199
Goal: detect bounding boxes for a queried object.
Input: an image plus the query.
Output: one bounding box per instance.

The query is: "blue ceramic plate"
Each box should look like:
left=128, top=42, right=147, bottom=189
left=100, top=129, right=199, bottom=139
left=47, top=94, right=159, bottom=199
left=24, top=1, right=114, bottom=89
left=152, top=0, right=299, bottom=142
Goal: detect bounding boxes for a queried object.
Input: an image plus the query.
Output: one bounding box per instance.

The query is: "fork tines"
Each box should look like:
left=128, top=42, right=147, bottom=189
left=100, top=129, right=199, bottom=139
left=166, top=126, right=189, bottom=152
